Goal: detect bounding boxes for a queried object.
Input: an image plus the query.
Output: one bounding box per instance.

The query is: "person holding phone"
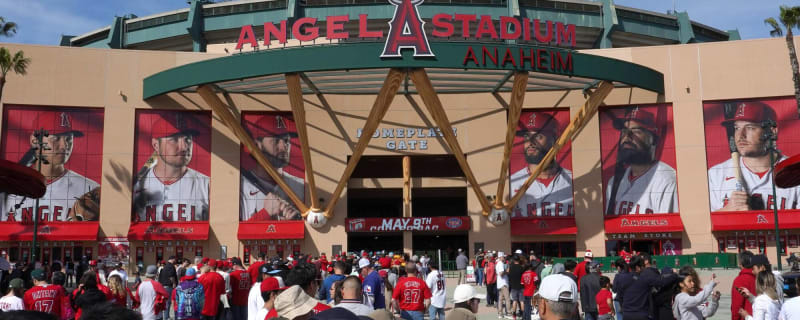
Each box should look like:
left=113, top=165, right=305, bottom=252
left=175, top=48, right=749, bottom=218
left=737, top=271, right=781, bottom=320
left=671, top=266, right=720, bottom=319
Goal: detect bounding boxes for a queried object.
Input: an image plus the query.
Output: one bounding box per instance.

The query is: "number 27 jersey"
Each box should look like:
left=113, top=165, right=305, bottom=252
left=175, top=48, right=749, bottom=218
left=392, top=276, right=431, bottom=312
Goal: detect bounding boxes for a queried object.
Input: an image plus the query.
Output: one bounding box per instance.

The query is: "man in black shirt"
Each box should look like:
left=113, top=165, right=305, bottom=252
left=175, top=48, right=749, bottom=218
left=580, top=262, right=601, bottom=320
left=158, top=256, right=178, bottom=319
left=508, top=255, right=524, bottom=319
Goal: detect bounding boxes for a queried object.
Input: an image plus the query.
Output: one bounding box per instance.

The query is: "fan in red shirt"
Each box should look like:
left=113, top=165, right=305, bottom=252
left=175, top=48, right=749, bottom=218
left=521, top=266, right=538, bottom=320
left=392, top=265, right=432, bottom=315
left=596, top=276, right=614, bottom=318
left=24, top=269, right=64, bottom=317
left=574, top=250, right=593, bottom=288
left=198, top=262, right=226, bottom=318
left=248, top=253, right=267, bottom=285
left=229, top=257, right=252, bottom=319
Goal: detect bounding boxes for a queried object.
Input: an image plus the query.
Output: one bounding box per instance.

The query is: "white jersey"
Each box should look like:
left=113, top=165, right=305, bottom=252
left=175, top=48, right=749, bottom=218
left=510, top=167, right=573, bottom=217
left=425, top=269, right=446, bottom=308
left=133, top=168, right=209, bottom=221
left=240, top=170, right=305, bottom=221
left=605, top=161, right=678, bottom=214
left=708, top=156, right=800, bottom=211
left=1, top=169, right=99, bottom=222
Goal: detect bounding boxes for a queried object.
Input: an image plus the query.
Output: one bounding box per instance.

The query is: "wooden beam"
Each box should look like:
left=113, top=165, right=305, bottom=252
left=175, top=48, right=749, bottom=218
left=403, top=155, right=411, bottom=205
left=323, top=68, right=405, bottom=217
left=506, top=81, right=615, bottom=211
left=494, top=71, right=528, bottom=209
left=286, top=73, right=320, bottom=213
left=197, top=85, right=309, bottom=213
left=409, top=68, right=492, bottom=214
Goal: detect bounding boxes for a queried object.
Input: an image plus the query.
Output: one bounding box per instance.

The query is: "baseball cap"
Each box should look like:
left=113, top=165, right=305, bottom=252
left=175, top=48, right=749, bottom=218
left=88, top=260, right=97, bottom=266
left=585, top=250, right=593, bottom=258
left=260, top=276, right=288, bottom=292
left=453, top=284, right=486, bottom=303
left=536, top=274, right=578, bottom=303
left=9, top=278, right=23, bottom=289
left=185, top=268, right=197, bottom=277
left=32, top=111, right=84, bottom=137
left=721, top=101, right=776, bottom=127
left=232, top=257, right=243, bottom=267
left=146, top=265, right=158, bottom=277
left=208, top=259, right=218, bottom=268
left=244, top=114, right=299, bottom=140
left=752, top=254, right=770, bottom=266
left=497, top=252, right=505, bottom=258
left=517, top=112, right=559, bottom=137
left=150, top=113, right=202, bottom=139
left=515, top=249, right=523, bottom=255
left=358, top=259, right=371, bottom=270
left=274, top=285, right=317, bottom=319
left=612, top=107, right=658, bottom=133
left=31, top=269, right=46, bottom=281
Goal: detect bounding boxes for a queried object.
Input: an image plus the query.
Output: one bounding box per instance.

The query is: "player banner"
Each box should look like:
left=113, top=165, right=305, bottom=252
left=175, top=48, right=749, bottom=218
left=239, top=112, right=305, bottom=221
left=509, top=109, right=574, bottom=218
left=599, top=104, right=679, bottom=215
left=98, top=237, right=130, bottom=266
left=0, top=106, right=104, bottom=222
left=703, top=97, right=800, bottom=212
left=132, top=110, right=211, bottom=222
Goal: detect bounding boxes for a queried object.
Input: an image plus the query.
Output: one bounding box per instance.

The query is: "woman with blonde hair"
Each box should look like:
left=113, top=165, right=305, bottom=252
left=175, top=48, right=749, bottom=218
left=737, top=270, right=781, bottom=320
left=107, top=274, right=129, bottom=307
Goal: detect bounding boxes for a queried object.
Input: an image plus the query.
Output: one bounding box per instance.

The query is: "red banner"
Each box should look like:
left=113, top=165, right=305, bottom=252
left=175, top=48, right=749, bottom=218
left=128, top=221, right=209, bottom=240
left=510, top=217, right=577, bottom=235
left=237, top=221, right=305, bottom=240
left=604, top=214, right=684, bottom=234
left=710, top=211, right=800, bottom=231
left=0, top=222, right=99, bottom=241
left=345, top=217, right=470, bottom=232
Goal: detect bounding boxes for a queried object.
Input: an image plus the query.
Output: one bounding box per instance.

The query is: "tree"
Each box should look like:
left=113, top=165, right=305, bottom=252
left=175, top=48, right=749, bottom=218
left=0, top=17, right=17, bottom=37
left=0, top=47, right=31, bottom=103
left=765, top=6, right=800, bottom=116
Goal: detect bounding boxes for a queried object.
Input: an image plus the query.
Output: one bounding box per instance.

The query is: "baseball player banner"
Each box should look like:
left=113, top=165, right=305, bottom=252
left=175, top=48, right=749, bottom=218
left=703, top=97, right=800, bottom=212
left=132, top=110, right=211, bottom=222
left=599, top=104, right=679, bottom=215
left=509, top=109, right=574, bottom=218
left=98, top=237, right=130, bottom=266
left=240, top=112, right=305, bottom=221
left=0, top=106, right=104, bottom=222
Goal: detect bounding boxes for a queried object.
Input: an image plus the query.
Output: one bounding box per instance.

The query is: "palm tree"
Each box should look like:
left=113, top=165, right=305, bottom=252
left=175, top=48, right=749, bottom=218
left=0, top=17, right=17, bottom=37
left=765, top=6, right=800, bottom=116
left=0, top=47, right=31, bottom=103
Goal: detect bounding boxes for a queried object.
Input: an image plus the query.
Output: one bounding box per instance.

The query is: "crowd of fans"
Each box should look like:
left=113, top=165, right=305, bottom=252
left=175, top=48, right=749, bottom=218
left=0, top=249, right=798, bottom=320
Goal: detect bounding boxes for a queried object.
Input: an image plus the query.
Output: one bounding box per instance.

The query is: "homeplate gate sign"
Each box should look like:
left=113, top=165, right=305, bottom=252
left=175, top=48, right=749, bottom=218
left=235, top=0, right=576, bottom=72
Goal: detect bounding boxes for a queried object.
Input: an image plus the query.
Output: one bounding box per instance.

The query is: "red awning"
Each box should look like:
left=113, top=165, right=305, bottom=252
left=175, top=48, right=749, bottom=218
left=510, top=217, right=577, bottom=235
left=0, top=222, right=99, bottom=241
left=711, top=211, right=800, bottom=231
left=604, top=214, right=684, bottom=234
left=128, top=222, right=209, bottom=240
left=0, top=159, right=46, bottom=198
left=238, top=221, right=305, bottom=240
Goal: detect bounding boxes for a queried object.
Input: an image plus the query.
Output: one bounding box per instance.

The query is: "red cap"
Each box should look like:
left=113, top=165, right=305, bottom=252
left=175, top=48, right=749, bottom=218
left=150, top=113, right=202, bottom=139
left=380, top=259, right=391, bottom=269
left=33, top=111, right=84, bottom=137
left=260, top=277, right=287, bottom=292
left=88, top=260, right=97, bottom=266
left=721, top=101, right=776, bottom=127
left=378, top=270, right=388, bottom=278
left=517, top=112, right=559, bottom=137
left=197, top=263, right=204, bottom=268
left=202, top=258, right=209, bottom=263
left=244, top=114, right=298, bottom=139
left=613, top=107, right=658, bottom=133
left=208, top=259, right=217, bottom=268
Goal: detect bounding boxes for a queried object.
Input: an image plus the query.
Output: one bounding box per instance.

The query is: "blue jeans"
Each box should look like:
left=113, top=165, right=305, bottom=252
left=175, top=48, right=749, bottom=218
left=523, top=296, right=532, bottom=320
left=162, top=285, right=173, bottom=319
left=585, top=311, right=598, bottom=320
left=428, top=306, right=445, bottom=320
left=231, top=305, right=246, bottom=320
left=475, top=268, right=484, bottom=286
left=400, top=310, right=424, bottom=320
left=613, top=300, right=623, bottom=320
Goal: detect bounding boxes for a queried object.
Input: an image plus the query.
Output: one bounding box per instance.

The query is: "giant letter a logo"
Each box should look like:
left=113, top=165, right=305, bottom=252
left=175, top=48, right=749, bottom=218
left=381, top=0, right=434, bottom=57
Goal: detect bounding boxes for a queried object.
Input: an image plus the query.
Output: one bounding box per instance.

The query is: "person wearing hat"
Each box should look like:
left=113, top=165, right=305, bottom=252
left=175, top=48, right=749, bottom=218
left=495, top=252, right=511, bottom=319
left=535, top=274, right=579, bottom=320
left=229, top=257, right=251, bottom=320
left=274, top=285, right=319, bottom=320
left=240, top=113, right=303, bottom=221
left=751, top=254, right=785, bottom=304
left=138, top=265, right=169, bottom=320
left=575, top=250, right=593, bottom=288
left=0, top=111, right=101, bottom=222
left=579, top=262, right=602, bottom=320
left=258, top=277, right=288, bottom=319
left=605, top=106, right=677, bottom=215
left=23, top=269, right=64, bottom=317
left=285, top=262, right=331, bottom=314
left=510, top=111, right=573, bottom=218
left=359, top=258, right=386, bottom=310
left=198, top=264, right=226, bottom=319
left=173, top=267, right=205, bottom=320
left=0, top=278, right=24, bottom=311
left=133, top=112, right=210, bottom=222
left=248, top=252, right=267, bottom=285
left=446, top=284, right=485, bottom=320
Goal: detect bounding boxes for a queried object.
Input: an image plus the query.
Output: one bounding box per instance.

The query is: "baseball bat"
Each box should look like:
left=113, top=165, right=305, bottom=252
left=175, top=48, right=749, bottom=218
left=729, top=137, right=746, bottom=192
left=134, top=151, right=158, bottom=187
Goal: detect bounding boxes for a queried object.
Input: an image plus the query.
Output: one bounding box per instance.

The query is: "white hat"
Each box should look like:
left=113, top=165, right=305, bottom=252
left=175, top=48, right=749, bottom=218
left=515, top=249, right=523, bottom=254
left=584, top=250, right=593, bottom=258
left=536, top=274, right=577, bottom=303
left=358, top=258, right=371, bottom=269
left=453, top=284, right=486, bottom=303
left=274, top=285, right=318, bottom=319
left=497, top=252, right=505, bottom=258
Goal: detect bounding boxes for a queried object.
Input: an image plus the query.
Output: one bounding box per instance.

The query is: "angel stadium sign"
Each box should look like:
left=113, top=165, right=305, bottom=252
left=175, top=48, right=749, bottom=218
left=235, top=0, right=576, bottom=72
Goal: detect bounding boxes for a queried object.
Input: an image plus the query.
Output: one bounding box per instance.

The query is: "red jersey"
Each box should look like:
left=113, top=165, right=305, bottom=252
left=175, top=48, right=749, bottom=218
left=264, top=308, right=278, bottom=320
left=574, top=260, right=588, bottom=288
left=521, top=270, right=538, bottom=297
left=198, top=271, right=226, bottom=316
left=24, top=284, right=63, bottom=316
left=229, top=269, right=252, bottom=306
left=312, top=302, right=331, bottom=314
left=392, top=276, right=432, bottom=312
left=247, top=261, right=265, bottom=284
left=596, top=289, right=613, bottom=315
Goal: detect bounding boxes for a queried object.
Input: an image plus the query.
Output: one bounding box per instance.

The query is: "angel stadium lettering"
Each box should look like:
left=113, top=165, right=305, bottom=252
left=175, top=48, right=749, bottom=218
left=462, top=46, right=573, bottom=72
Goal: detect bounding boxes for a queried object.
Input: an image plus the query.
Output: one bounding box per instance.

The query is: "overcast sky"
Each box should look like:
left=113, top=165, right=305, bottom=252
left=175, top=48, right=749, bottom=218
left=0, top=0, right=796, bottom=45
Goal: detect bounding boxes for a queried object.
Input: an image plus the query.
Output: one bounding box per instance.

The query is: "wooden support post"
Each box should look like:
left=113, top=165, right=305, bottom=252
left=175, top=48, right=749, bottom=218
left=494, top=71, right=528, bottom=209
left=323, top=68, right=405, bottom=217
left=409, top=68, right=492, bottom=214
left=403, top=156, right=411, bottom=205
left=286, top=73, right=320, bottom=213
left=506, top=81, right=615, bottom=211
left=197, top=84, right=308, bottom=213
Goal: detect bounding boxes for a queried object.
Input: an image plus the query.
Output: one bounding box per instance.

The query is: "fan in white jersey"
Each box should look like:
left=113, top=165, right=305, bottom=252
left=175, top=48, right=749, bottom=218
left=133, top=114, right=209, bottom=222
left=708, top=101, right=800, bottom=211
left=425, top=264, right=447, bottom=318
left=1, top=111, right=100, bottom=222
left=605, top=107, right=678, bottom=215
left=240, top=114, right=304, bottom=221
left=511, top=112, right=573, bottom=217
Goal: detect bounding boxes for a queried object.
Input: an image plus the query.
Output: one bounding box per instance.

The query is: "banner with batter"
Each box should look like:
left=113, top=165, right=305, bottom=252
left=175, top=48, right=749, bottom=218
left=509, top=109, right=573, bottom=218
left=240, top=112, right=305, bottom=221
left=132, top=110, right=211, bottom=222
left=599, top=104, right=679, bottom=215
left=703, top=97, right=800, bottom=212
left=0, top=106, right=104, bottom=222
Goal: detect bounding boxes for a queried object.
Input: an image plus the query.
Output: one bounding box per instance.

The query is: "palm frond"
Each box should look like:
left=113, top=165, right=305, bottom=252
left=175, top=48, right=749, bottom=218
left=0, top=47, right=11, bottom=75
left=765, top=17, right=783, bottom=37
left=11, top=50, right=30, bottom=75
